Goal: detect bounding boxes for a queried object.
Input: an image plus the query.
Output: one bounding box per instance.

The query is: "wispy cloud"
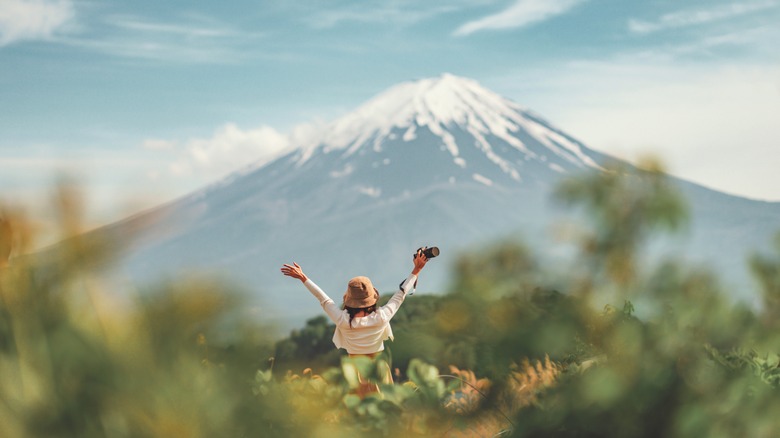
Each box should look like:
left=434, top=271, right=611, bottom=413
left=109, top=16, right=235, bottom=38
left=41, top=13, right=264, bottom=63
left=303, top=0, right=488, bottom=29
left=106, top=15, right=251, bottom=39
left=663, top=26, right=779, bottom=57
left=0, top=0, right=74, bottom=46
left=628, top=1, right=778, bottom=34
left=454, top=0, right=584, bottom=36
left=60, top=35, right=245, bottom=64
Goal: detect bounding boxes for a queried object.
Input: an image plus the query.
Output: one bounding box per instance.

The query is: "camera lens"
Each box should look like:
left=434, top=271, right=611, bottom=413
left=415, top=247, right=439, bottom=259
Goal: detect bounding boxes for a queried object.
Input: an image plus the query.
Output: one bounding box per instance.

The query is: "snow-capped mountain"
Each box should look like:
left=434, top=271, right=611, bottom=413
left=103, top=74, right=779, bottom=331
left=299, top=73, right=600, bottom=177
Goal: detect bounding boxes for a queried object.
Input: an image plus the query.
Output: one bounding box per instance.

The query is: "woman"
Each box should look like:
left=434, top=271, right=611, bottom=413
left=280, top=248, right=429, bottom=389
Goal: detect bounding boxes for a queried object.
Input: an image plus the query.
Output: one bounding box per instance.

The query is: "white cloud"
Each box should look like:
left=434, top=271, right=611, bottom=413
left=629, top=1, right=778, bottom=34
left=149, top=121, right=327, bottom=183
left=0, top=0, right=74, bottom=46
left=454, top=0, right=584, bottom=36
left=288, top=120, right=326, bottom=150
left=181, top=123, right=289, bottom=175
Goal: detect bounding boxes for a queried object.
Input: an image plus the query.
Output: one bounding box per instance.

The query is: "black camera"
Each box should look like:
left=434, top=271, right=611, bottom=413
left=414, top=246, right=440, bottom=260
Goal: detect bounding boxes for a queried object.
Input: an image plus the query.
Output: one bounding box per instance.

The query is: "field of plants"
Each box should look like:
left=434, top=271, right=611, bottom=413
left=2, top=160, right=780, bottom=437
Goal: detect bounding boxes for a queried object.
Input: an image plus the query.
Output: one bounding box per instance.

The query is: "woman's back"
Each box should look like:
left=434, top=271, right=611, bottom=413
left=280, top=249, right=429, bottom=355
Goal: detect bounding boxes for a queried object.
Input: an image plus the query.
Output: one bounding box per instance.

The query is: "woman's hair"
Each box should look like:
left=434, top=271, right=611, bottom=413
left=345, top=304, right=377, bottom=327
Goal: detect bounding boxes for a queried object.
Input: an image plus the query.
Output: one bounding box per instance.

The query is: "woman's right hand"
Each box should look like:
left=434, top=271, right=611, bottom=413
left=281, top=262, right=308, bottom=283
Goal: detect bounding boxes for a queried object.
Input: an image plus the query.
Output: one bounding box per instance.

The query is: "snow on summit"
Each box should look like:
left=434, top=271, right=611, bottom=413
left=319, top=73, right=526, bottom=156
left=295, top=73, right=601, bottom=177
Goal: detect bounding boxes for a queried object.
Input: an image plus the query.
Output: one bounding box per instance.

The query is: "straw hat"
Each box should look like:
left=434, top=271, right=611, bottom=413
left=343, top=276, right=379, bottom=308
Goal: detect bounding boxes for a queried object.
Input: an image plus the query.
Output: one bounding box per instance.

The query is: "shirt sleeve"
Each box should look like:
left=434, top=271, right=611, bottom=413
left=379, top=273, right=417, bottom=321
left=399, top=273, right=417, bottom=294
left=304, top=279, right=343, bottom=324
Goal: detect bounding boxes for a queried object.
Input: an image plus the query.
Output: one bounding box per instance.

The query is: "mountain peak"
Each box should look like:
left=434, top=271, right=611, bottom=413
left=320, top=73, right=524, bottom=152
left=294, top=74, right=601, bottom=179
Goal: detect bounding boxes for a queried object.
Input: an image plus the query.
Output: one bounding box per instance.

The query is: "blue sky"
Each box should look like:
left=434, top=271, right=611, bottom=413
left=1, top=0, right=779, bottom=233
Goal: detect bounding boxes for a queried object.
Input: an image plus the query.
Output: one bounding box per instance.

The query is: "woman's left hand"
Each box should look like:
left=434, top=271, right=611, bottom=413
left=281, top=262, right=308, bottom=283
left=412, top=248, right=428, bottom=275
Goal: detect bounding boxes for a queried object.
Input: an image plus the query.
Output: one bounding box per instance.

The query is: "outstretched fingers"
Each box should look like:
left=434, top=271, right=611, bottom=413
left=281, top=262, right=306, bottom=281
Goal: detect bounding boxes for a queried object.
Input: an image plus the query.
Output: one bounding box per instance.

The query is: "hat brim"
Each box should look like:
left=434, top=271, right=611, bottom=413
left=343, top=287, right=379, bottom=308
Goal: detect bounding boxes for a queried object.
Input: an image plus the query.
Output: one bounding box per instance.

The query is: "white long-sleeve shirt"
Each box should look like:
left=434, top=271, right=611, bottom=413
left=303, top=274, right=418, bottom=355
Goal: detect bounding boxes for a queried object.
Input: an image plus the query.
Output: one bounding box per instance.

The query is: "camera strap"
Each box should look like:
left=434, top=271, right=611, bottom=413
left=399, top=278, right=418, bottom=296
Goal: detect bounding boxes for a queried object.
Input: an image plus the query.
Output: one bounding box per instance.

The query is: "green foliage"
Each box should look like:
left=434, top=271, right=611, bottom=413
left=0, top=193, right=294, bottom=437
left=505, top=161, right=780, bottom=437
left=554, top=158, right=688, bottom=288
left=274, top=315, right=341, bottom=370
left=707, top=347, right=780, bottom=388
left=3, top=160, right=780, bottom=437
